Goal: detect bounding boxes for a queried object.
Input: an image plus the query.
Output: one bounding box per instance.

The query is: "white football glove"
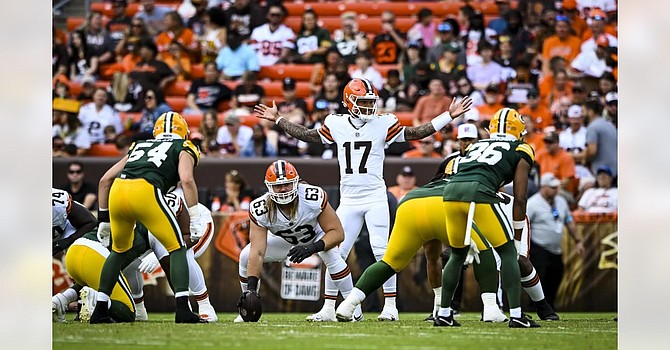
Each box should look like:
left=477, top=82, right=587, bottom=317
left=514, top=240, right=522, bottom=260
left=464, top=240, right=480, bottom=266
left=188, top=204, right=203, bottom=241
left=189, top=204, right=213, bottom=242
left=138, top=252, right=160, bottom=274
left=97, top=222, right=111, bottom=248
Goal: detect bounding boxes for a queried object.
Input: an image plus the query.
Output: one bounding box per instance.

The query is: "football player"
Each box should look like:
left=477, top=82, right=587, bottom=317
left=89, top=111, right=205, bottom=323
left=438, top=107, right=540, bottom=328
left=236, top=160, right=361, bottom=322
left=255, top=78, right=473, bottom=321
left=52, top=188, right=97, bottom=257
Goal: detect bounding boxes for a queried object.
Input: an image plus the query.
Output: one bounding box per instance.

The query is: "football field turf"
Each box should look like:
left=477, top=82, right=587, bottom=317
left=53, top=312, right=617, bottom=349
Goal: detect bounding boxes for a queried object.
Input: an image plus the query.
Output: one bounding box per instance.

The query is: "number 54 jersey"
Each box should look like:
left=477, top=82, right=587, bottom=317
left=249, top=183, right=329, bottom=245
left=318, top=113, right=405, bottom=204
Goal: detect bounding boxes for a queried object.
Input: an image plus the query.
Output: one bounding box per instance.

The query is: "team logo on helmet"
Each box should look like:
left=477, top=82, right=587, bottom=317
left=489, top=108, right=527, bottom=140
left=264, top=160, right=300, bottom=204
left=342, top=78, right=379, bottom=122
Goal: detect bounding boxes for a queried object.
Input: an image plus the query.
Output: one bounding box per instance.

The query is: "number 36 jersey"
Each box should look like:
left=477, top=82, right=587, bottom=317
left=443, top=138, right=535, bottom=204
left=318, top=113, right=405, bottom=203
left=249, top=183, right=329, bottom=246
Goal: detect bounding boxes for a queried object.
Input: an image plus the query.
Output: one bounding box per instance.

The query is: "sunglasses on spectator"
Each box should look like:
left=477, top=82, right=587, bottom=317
left=458, top=83, right=470, bottom=88
left=226, top=122, right=236, bottom=126
left=590, top=15, right=606, bottom=21
left=144, top=95, right=155, bottom=100
left=132, top=23, right=143, bottom=28
left=572, top=87, right=585, bottom=92
left=555, top=15, right=569, bottom=22
left=382, top=19, right=393, bottom=23
left=269, top=12, right=283, bottom=17
left=69, top=169, right=82, bottom=174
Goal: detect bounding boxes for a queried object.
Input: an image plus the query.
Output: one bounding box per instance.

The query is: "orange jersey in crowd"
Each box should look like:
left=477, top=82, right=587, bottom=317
left=535, top=148, right=576, bottom=181
left=518, top=104, right=552, bottom=130
left=542, top=34, right=582, bottom=64
left=156, top=29, right=199, bottom=60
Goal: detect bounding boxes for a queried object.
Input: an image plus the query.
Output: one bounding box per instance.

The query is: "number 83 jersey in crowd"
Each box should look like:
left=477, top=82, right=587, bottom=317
left=249, top=183, right=329, bottom=246
left=318, top=113, right=405, bottom=204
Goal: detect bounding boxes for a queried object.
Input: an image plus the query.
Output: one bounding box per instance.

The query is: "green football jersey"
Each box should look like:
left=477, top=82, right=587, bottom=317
left=119, top=138, right=200, bottom=193
left=442, top=138, right=534, bottom=203
left=81, top=224, right=149, bottom=258
left=398, top=179, right=449, bottom=206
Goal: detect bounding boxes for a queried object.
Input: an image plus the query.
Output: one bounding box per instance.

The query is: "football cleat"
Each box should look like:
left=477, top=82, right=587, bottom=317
left=52, top=294, right=68, bottom=323
left=306, top=307, right=336, bottom=322
left=78, top=287, right=97, bottom=323
left=233, top=314, right=244, bottom=323
left=135, top=301, right=148, bottom=321
left=175, top=308, right=207, bottom=323
left=434, top=312, right=461, bottom=327
left=424, top=313, right=435, bottom=322
left=509, top=314, right=541, bottom=328
left=377, top=305, right=399, bottom=321
left=335, top=297, right=358, bottom=322
left=482, top=306, right=509, bottom=322
left=536, top=300, right=560, bottom=321
left=199, top=304, right=218, bottom=322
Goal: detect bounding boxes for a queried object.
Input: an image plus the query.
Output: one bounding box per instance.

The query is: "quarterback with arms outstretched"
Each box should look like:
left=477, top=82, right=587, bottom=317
left=256, top=78, right=472, bottom=321
left=89, top=111, right=205, bottom=324
left=237, top=160, right=360, bottom=322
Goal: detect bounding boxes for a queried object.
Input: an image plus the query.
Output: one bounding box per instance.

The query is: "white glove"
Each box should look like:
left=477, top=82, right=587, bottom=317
left=188, top=205, right=203, bottom=240
left=514, top=240, right=522, bottom=260
left=190, top=204, right=213, bottom=242
left=138, top=252, right=160, bottom=274
left=97, top=222, right=111, bottom=248
left=464, top=240, right=480, bottom=265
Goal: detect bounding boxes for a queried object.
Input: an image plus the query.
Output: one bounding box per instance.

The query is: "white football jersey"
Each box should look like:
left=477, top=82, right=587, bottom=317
left=318, top=113, right=405, bottom=203
left=249, top=23, right=296, bottom=67
left=249, top=183, right=328, bottom=245
left=52, top=188, right=76, bottom=240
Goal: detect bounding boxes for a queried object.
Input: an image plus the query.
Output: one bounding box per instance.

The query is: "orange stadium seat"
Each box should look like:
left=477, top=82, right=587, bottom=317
left=67, top=80, right=110, bottom=96
left=184, top=113, right=203, bottom=128
left=119, top=112, right=143, bottom=124
left=372, top=64, right=399, bottom=78
left=165, top=96, right=187, bottom=112
left=395, top=112, right=415, bottom=127
left=240, top=114, right=260, bottom=128
left=164, top=81, right=192, bottom=96
left=259, top=65, right=314, bottom=81
left=283, top=1, right=514, bottom=17
left=285, top=15, right=497, bottom=34
left=88, top=143, right=121, bottom=157
left=191, top=64, right=205, bottom=80
left=90, top=3, right=141, bottom=17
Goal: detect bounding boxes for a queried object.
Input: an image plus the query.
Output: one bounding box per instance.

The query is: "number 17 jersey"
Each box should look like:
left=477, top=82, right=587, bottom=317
left=318, top=113, right=405, bottom=203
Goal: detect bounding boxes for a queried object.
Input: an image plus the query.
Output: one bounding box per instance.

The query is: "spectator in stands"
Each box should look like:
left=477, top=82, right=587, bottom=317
left=216, top=32, right=260, bottom=81
left=76, top=76, right=97, bottom=104
left=523, top=115, right=545, bottom=155
left=559, top=105, right=587, bottom=163
left=388, top=166, right=418, bottom=201
left=62, top=161, right=98, bottom=210
left=527, top=172, right=584, bottom=309
left=502, top=9, right=532, bottom=60
left=69, top=30, right=99, bottom=83
left=134, top=0, right=172, bottom=36
left=277, top=77, right=308, bottom=121
left=350, top=51, right=383, bottom=91
left=114, top=18, right=151, bottom=67
left=519, top=87, right=553, bottom=130
left=240, top=123, right=277, bottom=158
left=379, top=69, right=411, bottom=113
left=156, top=11, right=200, bottom=62
left=106, top=0, right=132, bottom=49
left=250, top=3, right=296, bottom=67
left=570, top=81, right=587, bottom=105
left=569, top=35, right=614, bottom=79
left=333, top=12, right=369, bottom=65
left=109, top=71, right=144, bottom=112
left=161, top=41, right=192, bottom=81
left=224, top=0, right=264, bottom=41
left=115, top=134, right=133, bottom=154
left=128, top=88, right=172, bottom=140
left=476, top=84, right=506, bottom=121
left=488, top=0, right=512, bottom=34
left=52, top=98, right=90, bottom=156
left=309, top=47, right=342, bottom=96
left=78, top=88, right=124, bottom=144
left=453, top=76, right=484, bottom=108
left=219, top=170, right=254, bottom=212
left=231, top=71, right=265, bottom=111
left=604, top=91, right=617, bottom=127
left=271, top=77, right=308, bottom=157
left=371, top=11, right=406, bottom=65
left=412, top=79, right=451, bottom=126
left=427, top=21, right=460, bottom=65
left=546, top=69, right=573, bottom=109
left=333, top=58, right=352, bottom=91
left=580, top=8, right=618, bottom=53
left=494, top=35, right=518, bottom=81
left=53, top=79, right=74, bottom=100
left=197, top=109, right=222, bottom=156
left=598, top=72, right=617, bottom=100
left=584, top=99, right=617, bottom=178
left=462, top=10, right=498, bottom=66
left=186, top=0, right=210, bottom=37
left=577, top=165, right=617, bottom=213
left=535, top=130, right=576, bottom=189
left=293, top=9, right=332, bottom=64
left=184, top=62, right=232, bottom=114
left=313, top=73, right=347, bottom=118
left=402, top=134, right=441, bottom=159
left=216, top=111, right=253, bottom=158
left=407, top=8, right=436, bottom=48
left=82, top=11, right=115, bottom=65
left=128, top=39, right=176, bottom=91
left=53, top=30, right=69, bottom=78
left=400, top=41, right=426, bottom=87
left=199, top=6, right=228, bottom=64
left=541, top=14, right=581, bottom=76
left=466, top=40, right=504, bottom=91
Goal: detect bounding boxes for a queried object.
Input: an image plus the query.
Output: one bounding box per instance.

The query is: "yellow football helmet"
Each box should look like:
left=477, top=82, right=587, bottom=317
left=153, top=111, right=189, bottom=139
left=488, top=107, right=527, bottom=140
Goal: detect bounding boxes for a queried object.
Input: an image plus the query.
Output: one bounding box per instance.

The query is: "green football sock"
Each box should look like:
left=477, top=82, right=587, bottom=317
left=496, top=241, right=522, bottom=309
left=440, top=247, right=468, bottom=308
left=109, top=300, right=135, bottom=323
left=473, top=249, right=498, bottom=293
left=169, top=247, right=189, bottom=294
left=355, top=261, right=396, bottom=296
left=98, top=251, right=131, bottom=296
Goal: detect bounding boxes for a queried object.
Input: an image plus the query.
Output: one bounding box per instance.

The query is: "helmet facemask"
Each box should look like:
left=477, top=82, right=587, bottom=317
left=348, top=94, right=378, bottom=122
left=265, top=177, right=299, bottom=205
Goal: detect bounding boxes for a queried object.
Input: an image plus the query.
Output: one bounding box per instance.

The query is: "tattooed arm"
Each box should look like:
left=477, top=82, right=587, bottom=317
left=404, top=96, right=474, bottom=141
left=254, top=101, right=322, bottom=143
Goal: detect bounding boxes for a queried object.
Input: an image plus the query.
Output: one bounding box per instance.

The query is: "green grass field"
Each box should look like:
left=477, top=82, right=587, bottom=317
left=53, top=313, right=617, bottom=350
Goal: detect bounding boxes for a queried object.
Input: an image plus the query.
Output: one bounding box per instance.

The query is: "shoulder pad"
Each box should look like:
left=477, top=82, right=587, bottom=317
left=515, top=142, right=535, bottom=163
left=182, top=140, right=201, bottom=165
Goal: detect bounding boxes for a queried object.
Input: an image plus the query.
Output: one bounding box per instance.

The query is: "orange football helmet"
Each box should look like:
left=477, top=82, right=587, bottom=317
left=264, top=160, right=300, bottom=204
left=153, top=111, right=189, bottom=139
left=342, top=78, right=379, bottom=122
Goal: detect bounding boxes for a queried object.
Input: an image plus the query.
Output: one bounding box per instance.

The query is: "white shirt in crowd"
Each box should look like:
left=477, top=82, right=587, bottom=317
left=77, top=102, right=123, bottom=144
left=578, top=187, right=618, bottom=213
left=249, top=24, right=296, bottom=67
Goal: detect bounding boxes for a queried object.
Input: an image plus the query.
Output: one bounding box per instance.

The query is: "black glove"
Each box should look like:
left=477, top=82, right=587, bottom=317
left=287, top=240, right=325, bottom=263
left=53, top=238, right=71, bottom=256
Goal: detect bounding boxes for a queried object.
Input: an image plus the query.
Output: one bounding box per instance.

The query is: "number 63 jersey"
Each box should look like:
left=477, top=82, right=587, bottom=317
left=249, top=183, right=329, bottom=246
left=318, top=113, right=405, bottom=203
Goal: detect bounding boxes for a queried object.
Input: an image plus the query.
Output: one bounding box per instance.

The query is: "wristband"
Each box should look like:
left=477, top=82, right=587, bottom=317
left=275, top=116, right=284, bottom=125
left=248, top=276, right=259, bottom=291
left=430, top=111, right=453, bottom=131
left=98, top=208, right=110, bottom=223
left=512, top=220, right=526, bottom=229
left=313, top=240, right=326, bottom=253
left=188, top=205, right=200, bottom=221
